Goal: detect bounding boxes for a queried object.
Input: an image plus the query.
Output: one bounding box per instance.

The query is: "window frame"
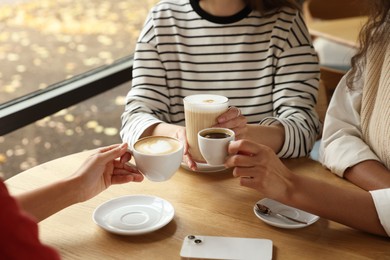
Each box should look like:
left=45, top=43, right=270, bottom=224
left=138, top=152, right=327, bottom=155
left=0, top=55, right=134, bottom=136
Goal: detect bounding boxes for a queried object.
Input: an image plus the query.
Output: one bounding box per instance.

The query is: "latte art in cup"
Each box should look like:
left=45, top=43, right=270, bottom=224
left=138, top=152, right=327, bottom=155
left=134, top=137, right=181, bottom=155
left=184, top=94, right=229, bottom=163
left=132, top=136, right=184, bottom=182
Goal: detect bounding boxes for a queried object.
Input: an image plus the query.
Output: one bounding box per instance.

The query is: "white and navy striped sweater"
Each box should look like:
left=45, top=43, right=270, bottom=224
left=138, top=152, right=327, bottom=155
left=121, top=0, right=320, bottom=158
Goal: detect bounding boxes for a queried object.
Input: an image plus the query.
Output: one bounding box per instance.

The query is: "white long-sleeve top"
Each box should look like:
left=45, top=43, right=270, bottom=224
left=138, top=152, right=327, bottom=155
left=121, top=0, right=321, bottom=158
left=319, top=74, right=380, bottom=176
left=320, top=73, right=390, bottom=236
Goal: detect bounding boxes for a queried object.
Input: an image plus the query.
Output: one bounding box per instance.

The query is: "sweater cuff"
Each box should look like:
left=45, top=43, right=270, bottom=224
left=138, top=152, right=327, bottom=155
left=259, top=117, right=293, bottom=158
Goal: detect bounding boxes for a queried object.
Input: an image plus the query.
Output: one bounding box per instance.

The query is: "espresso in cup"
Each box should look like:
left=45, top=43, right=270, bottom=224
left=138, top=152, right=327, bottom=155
left=132, top=136, right=183, bottom=182
left=201, top=132, right=231, bottom=139
left=198, top=128, right=235, bottom=166
left=184, top=94, right=229, bottom=163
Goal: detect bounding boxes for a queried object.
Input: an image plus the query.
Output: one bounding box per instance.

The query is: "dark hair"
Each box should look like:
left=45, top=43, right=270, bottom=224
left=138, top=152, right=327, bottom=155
left=244, top=0, right=301, bottom=14
left=347, top=0, right=390, bottom=89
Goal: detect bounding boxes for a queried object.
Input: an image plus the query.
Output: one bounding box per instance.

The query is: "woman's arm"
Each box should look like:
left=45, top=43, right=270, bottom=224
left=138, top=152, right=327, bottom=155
left=225, top=140, right=388, bottom=237
left=289, top=169, right=387, bottom=236
left=15, top=177, right=81, bottom=222
left=320, top=75, right=382, bottom=178
left=345, top=160, right=390, bottom=190
left=15, top=143, right=143, bottom=222
left=271, top=45, right=321, bottom=158
left=209, top=10, right=321, bottom=158
left=266, top=11, right=321, bottom=158
left=242, top=124, right=285, bottom=154
left=120, top=11, right=172, bottom=148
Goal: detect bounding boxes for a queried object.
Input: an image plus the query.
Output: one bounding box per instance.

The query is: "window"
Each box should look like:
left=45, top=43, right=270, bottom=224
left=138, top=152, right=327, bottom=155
left=0, top=0, right=158, bottom=179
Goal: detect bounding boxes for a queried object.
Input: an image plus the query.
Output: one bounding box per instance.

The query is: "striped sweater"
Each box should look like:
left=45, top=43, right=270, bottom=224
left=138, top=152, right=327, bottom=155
left=121, top=0, right=320, bottom=158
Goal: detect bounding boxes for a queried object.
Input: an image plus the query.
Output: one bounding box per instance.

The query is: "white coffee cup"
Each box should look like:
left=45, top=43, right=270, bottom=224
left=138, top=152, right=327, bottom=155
left=184, top=94, right=229, bottom=163
left=132, top=136, right=184, bottom=182
left=198, top=128, right=235, bottom=166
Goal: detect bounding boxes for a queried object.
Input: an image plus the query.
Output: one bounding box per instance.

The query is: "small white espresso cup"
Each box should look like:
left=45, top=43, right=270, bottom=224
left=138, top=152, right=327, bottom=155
left=132, top=136, right=184, bottom=182
left=198, top=128, right=235, bottom=166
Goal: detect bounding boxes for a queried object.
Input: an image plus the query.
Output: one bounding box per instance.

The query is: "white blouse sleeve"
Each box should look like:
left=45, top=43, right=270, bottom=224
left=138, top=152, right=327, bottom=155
left=369, top=189, right=390, bottom=236
left=319, top=74, right=380, bottom=177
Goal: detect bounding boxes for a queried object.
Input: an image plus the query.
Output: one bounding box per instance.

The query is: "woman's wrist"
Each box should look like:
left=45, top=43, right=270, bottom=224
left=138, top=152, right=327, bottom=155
left=245, top=124, right=285, bottom=153
left=283, top=173, right=308, bottom=206
left=16, top=176, right=83, bottom=221
left=150, top=123, right=183, bottom=138
left=62, top=175, right=88, bottom=204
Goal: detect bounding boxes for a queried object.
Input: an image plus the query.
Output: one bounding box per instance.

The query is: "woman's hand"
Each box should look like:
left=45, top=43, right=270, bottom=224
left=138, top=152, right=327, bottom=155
left=215, top=106, right=247, bottom=139
left=71, top=143, right=144, bottom=202
left=142, top=123, right=197, bottom=171
left=224, top=139, right=293, bottom=201
left=174, top=126, right=197, bottom=171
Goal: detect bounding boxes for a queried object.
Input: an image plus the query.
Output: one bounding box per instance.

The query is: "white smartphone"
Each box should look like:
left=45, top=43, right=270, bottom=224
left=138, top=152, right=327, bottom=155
left=180, top=235, right=273, bottom=260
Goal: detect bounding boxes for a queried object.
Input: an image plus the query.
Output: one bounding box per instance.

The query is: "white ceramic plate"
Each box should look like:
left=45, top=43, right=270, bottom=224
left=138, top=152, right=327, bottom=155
left=93, top=195, right=174, bottom=235
left=253, top=198, right=319, bottom=229
left=180, top=162, right=226, bottom=172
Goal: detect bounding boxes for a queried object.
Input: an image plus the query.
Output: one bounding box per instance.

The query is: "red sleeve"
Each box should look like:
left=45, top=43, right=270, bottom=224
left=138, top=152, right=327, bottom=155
left=0, top=179, right=60, bottom=259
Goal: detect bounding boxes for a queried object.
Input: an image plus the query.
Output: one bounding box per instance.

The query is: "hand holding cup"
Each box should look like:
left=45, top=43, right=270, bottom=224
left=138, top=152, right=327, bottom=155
left=132, top=136, right=183, bottom=182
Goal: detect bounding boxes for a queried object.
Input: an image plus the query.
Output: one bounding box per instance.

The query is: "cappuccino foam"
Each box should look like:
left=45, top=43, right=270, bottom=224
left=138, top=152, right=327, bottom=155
left=134, top=137, right=180, bottom=155
left=184, top=94, right=228, bottom=111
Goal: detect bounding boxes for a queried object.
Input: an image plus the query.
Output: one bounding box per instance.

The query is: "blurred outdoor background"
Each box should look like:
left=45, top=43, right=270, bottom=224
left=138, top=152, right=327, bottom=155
left=0, top=0, right=158, bottom=179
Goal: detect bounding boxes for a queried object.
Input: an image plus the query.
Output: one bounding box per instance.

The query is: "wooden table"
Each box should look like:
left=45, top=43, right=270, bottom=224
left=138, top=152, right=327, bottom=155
left=307, top=16, right=368, bottom=48
left=6, top=150, right=389, bottom=259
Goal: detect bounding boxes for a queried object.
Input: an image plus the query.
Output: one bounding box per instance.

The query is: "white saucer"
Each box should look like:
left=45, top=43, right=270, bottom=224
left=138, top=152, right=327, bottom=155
left=180, top=162, right=226, bottom=172
left=93, top=195, right=174, bottom=235
left=253, top=198, right=319, bottom=229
